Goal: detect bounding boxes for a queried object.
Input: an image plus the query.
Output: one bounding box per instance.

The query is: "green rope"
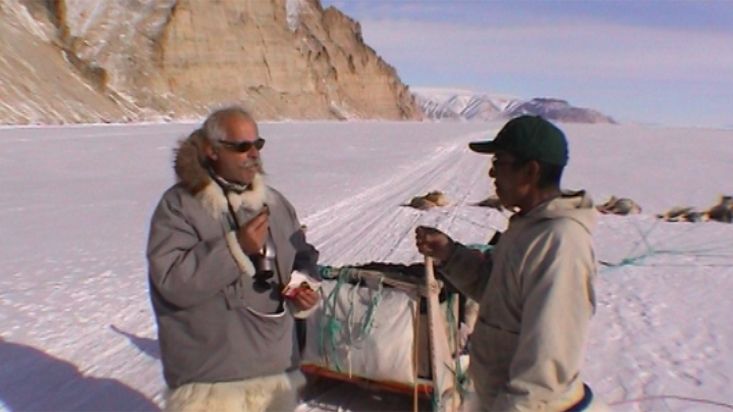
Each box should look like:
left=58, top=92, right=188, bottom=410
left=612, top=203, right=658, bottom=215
left=318, top=265, right=337, bottom=280
left=317, top=266, right=385, bottom=373
left=319, top=267, right=348, bottom=372
left=431, top=391, right=440, bottom=411
left=442, top=293, right=470, bottom=405
left=359, top=276, right=383, bottom=337
left=466, top=243, right=494, bottom=253
left=601, top=218, right=733, bottom=271
left=606, top=219, right=660, bottom=268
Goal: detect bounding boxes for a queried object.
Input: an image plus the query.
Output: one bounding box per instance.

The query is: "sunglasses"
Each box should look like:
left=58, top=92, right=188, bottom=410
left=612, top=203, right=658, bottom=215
left=491, top=156, right=517, bottom=168
left=218, top=137, right=265, bottom=152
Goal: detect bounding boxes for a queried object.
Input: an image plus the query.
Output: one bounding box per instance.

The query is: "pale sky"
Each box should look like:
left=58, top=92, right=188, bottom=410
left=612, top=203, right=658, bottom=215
left=322, top=0, right=733, bottom=128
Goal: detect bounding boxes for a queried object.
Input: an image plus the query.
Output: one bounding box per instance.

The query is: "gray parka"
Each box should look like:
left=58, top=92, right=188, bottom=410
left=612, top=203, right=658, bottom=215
left=443, top=191, right=597, bottom=411
left=146, top=132, right=319, bottom=389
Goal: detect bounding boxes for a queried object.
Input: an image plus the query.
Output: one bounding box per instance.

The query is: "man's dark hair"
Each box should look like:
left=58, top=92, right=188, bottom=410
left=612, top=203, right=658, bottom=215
left=513, top=158, right=564, bottom=189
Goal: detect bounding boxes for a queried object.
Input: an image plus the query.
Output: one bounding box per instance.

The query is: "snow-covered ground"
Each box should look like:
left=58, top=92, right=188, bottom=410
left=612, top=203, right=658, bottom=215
left=1, top=121, right=732, bottom=411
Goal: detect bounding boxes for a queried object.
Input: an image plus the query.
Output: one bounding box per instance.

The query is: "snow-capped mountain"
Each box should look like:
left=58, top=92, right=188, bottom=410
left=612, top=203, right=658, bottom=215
left=413, top=87, right=616, bottom=124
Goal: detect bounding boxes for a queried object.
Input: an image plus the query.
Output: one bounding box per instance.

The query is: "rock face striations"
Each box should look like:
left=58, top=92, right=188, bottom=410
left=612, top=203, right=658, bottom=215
left=0, top=0, right=131, bottom=123
left=0, top=0, right=421, bottom=124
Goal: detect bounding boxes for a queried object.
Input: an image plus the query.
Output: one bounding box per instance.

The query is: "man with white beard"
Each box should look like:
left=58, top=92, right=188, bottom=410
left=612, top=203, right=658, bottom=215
left=416, top=116, right=607, bottom=411
left=147, top=107, right=320, bottom=412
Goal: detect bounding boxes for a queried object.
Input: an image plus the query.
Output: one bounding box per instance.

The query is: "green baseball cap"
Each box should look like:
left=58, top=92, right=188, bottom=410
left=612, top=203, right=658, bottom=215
left=469, top=115, right=569, bottom=166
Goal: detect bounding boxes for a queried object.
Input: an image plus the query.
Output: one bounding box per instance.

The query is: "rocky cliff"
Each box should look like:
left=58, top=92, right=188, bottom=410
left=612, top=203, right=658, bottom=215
left=0, top=0, right=421, bottom=124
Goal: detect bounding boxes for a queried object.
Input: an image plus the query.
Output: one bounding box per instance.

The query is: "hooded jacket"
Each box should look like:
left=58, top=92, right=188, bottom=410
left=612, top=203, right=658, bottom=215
left=146, top=131, right=319, bottom=389
left=442, top=191, right=597, bottom=411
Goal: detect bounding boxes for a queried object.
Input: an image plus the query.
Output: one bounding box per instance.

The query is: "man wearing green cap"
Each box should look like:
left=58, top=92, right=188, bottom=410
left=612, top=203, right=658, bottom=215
left=416, top=116, right=604, bottom=411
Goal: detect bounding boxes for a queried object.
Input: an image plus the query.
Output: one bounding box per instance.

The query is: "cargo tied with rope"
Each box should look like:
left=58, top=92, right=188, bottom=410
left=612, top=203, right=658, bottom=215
left=300, top=257, right=467, bottom=412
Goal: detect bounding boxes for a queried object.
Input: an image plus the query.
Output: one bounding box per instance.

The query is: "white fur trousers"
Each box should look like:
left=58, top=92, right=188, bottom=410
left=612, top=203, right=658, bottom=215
left=165, top=371, right=306, bottom=412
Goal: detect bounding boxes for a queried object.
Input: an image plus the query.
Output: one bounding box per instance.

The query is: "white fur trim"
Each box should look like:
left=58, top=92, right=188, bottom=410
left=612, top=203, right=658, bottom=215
left=197, top=173, right=266, bottom=221
left=225, top=231, right=256, bottom=276
left=197, top=182, right=229, bottom=220
left=227, top=173, right=266, bottom=212
left=164, top=371, right=304, bottom=412
left=197, top=173, right=264, bottom=277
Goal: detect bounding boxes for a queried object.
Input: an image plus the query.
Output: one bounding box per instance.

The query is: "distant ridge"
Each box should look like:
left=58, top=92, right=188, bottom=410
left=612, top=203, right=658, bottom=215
left=413, top=88, right=616, bottom=124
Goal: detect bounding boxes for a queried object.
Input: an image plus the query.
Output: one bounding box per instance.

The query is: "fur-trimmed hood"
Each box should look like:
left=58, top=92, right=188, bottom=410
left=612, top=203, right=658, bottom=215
left=173, top=131, right=265, bottom=219
left=174, top=129, right=211, bottom=195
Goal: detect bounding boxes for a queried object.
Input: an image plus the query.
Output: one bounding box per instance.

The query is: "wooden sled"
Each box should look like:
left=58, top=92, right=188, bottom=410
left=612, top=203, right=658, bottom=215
left=301, top=257, right=462, bottom=412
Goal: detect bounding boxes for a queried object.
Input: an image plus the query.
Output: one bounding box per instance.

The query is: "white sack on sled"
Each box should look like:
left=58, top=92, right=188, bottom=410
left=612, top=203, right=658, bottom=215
left=302, top=279, right=418, bottom=385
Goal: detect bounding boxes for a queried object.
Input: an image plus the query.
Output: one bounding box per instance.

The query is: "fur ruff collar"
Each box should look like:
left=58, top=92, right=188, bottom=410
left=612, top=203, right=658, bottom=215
left=174, top=130, right=266, bottom=220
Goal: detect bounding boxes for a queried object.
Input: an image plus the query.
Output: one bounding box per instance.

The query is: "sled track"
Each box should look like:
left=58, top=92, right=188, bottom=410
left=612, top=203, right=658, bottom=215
left=303, top=131, right=503, bottom=266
